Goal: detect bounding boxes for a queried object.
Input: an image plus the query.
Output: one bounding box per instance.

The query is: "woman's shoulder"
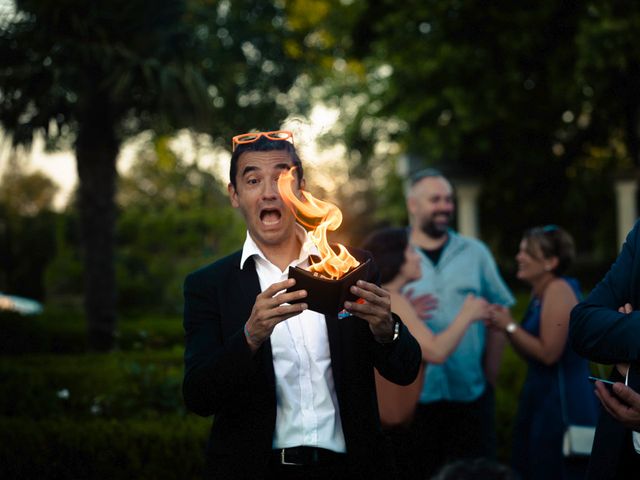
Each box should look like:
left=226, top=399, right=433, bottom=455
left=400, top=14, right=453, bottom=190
left=548, top=276, right=576, bottom=290
left=544, top=277, right=579, bottom=304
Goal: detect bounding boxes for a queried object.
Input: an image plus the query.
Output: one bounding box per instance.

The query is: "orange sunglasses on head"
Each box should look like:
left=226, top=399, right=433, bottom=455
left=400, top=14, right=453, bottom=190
left=231, top=130, right=294, bottom=152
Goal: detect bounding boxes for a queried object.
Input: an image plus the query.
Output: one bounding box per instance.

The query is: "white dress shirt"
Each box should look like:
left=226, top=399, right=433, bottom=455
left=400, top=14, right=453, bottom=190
left=240, top=228, right=347, bottom=453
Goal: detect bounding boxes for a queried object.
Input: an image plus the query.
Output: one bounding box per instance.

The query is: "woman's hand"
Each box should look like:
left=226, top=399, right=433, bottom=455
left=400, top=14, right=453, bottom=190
left=456, top=294, right=490, bottom=325
left=488, top=304, right=513, bottom=331
left=404, top=288, right=438, bottom=321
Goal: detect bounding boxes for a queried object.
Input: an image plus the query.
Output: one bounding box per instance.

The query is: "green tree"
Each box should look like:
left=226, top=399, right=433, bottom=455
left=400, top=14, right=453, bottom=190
left=573, top=2, right=640, bottom=166
left=0, top=160, right=59, bottom=299
left=115, top=134, right=245, bottom=314
left=0, top=0, right=304, bottom=349
left=293, top=1, right=640, bottom=266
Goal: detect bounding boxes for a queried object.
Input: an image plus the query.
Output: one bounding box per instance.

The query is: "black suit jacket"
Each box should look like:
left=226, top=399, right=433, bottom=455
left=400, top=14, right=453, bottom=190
left=570, top=219, right=640, bottom=479
left=183, top=248, right=421, bottom=479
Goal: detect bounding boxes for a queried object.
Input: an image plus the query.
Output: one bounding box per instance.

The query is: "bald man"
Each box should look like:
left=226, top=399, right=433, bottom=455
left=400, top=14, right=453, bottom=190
left=403, top=168, right=514, bottom=478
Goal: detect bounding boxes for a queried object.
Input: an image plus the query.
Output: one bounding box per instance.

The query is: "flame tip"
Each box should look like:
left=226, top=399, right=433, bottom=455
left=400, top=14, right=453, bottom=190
left=278, top=170, right=359, bottom=279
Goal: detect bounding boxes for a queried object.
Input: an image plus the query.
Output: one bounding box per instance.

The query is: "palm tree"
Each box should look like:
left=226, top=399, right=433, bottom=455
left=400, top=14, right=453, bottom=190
left=0, top=0, right=301, bottom=350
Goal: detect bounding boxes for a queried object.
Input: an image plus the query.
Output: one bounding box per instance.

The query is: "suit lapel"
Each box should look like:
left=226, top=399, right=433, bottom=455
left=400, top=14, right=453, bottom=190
left=236, top=257, right=275, bottom=386
left=237, top=256, right=261, bottom=315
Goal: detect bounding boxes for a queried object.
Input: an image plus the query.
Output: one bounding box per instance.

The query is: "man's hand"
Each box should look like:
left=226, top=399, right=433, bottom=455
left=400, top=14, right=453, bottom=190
left=344, top=280, right=395, bottom=342
left=619, top=303, right=633, bottom=314
left=595, top=380, right=640, bottom=431
left=404, top=288, right=438, bottom=321
left=244, top=278, right=308, bottom=352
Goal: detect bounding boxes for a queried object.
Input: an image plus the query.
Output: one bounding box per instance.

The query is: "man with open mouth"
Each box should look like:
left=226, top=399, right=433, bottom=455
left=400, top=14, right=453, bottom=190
left=182, top=130, right=421, bottom=479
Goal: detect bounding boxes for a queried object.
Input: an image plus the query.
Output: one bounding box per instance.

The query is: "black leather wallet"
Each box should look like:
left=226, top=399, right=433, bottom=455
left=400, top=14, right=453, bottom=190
left=286, top=259, right=371, bottom=316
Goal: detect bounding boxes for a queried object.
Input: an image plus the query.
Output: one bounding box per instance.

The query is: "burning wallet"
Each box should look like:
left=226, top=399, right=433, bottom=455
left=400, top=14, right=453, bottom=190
left=286, top=259, right=371, bottom=316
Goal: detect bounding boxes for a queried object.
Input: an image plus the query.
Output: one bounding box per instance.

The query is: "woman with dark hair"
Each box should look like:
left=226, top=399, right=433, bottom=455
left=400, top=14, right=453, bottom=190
left=361, top=227, right=490, bottom=425
left=362, top=227, right=490, bottom=479
left=489, top=225, right=598, bottom=480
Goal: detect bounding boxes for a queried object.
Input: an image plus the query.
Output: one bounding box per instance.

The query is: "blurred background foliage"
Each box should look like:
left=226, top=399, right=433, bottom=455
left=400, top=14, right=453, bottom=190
left=3, top=0, right=639, bottom=316
left=0, top=0, right=637, bottom=477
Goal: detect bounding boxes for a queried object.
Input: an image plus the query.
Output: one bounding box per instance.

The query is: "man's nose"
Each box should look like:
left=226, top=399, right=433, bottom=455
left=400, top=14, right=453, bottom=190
left=436, top=202, right=453, bottom=211
left=262, top=178, right=279, bottom=199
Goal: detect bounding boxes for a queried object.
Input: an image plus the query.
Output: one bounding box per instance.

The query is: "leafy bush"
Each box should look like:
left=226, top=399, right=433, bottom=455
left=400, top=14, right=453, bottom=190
left=0, top=310, right=184, bottom=354
left=0, top=351, right=186, bottom=419
left=0, top=416, right=210, bottom=480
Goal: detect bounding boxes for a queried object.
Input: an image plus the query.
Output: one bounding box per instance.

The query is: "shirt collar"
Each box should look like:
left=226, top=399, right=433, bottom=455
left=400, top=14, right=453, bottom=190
left=239, top=224, right=320, bottom=270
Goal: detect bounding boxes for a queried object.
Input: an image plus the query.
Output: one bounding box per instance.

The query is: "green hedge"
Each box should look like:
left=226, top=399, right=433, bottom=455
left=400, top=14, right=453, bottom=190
left=0, top=291, right=592, bottom=465
left=0, top=351, right=185, bottom=419
left=0, top=416, right=210, bottom=480
left=0, top=310, right=184, bottom=354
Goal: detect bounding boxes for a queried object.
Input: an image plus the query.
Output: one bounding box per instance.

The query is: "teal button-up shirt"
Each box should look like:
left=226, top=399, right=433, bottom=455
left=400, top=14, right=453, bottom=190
left=404, top=230, right=515, bottom=403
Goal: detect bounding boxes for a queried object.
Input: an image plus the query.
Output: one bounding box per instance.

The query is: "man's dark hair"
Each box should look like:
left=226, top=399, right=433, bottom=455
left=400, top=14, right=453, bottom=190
left=360, top=227, right=410, bottom=284
left=229, top=135, right=304, bottom=188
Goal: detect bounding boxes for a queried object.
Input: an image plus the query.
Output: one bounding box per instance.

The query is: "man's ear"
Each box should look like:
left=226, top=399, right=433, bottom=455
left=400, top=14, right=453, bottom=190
left=228, top=183, right=239, bottom=208
left=407, top=195, right=416, bottom=216
left=293, top=177, right=306, bottom=201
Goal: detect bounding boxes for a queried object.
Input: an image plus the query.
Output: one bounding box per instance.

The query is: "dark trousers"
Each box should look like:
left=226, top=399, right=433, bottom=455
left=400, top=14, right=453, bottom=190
left=616, top=435, right=640, bottom=479
left=384, top=425, right=420, bottom=480
left=587, top=432, right=640, bottom=480
left=408, top=385, right=496, bottom=479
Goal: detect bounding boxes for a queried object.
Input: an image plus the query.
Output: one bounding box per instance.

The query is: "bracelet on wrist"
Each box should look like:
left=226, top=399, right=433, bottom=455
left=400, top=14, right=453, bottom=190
left=243, top=321, right=258, bottom=346
left=376, top=317, right=400, bottom=344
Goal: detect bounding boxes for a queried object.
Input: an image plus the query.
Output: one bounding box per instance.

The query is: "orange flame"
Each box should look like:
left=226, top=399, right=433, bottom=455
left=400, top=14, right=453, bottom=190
left=278, top=167, right=360, bottom=279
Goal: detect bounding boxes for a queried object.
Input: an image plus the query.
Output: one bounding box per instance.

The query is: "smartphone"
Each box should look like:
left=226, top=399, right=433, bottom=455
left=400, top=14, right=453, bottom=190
left=588, top=375, right=616, bottom=393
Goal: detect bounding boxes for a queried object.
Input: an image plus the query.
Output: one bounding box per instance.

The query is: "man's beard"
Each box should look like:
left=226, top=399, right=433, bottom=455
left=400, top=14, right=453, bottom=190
left=420, top=216, right=449, bottom=239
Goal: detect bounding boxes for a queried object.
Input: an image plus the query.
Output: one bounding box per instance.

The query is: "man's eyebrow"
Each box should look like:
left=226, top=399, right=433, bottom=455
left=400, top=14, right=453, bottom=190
left=241, top=165, right=260, bottom=177
left=241, top=163, right=292, bottom=177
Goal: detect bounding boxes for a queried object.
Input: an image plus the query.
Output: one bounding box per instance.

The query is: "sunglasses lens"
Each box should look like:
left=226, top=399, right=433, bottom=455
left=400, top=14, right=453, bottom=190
left=265, top=131, right=291, bottom=140
left=235, top=134, right=260, bottom=143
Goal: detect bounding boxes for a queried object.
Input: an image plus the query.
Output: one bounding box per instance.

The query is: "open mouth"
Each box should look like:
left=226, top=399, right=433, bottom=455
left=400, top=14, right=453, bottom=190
left=260, top=208, right=282, bottom=226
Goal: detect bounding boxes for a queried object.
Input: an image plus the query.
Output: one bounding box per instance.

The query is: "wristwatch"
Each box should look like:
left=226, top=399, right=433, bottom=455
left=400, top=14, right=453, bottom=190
left=505, top=322, right=518, bottom=334
left=391, top=317, right=400, bottom=341
left=378, top=315, right=401, bottom=344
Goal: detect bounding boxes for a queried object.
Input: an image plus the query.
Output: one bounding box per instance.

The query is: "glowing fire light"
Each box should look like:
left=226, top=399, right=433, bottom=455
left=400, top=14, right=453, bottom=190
left=278, top=167, right=360, bottom=280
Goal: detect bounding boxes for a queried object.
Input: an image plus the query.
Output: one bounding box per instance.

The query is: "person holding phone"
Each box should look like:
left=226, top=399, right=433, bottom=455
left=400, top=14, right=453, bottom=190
left=570, top=219, right=640, bottom=479
left=488, top=225, right=598, bottom=480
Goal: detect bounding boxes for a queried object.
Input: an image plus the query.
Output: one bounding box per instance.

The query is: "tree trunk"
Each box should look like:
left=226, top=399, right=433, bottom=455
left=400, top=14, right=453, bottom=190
left=76, top=111, right=119, bottom=351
